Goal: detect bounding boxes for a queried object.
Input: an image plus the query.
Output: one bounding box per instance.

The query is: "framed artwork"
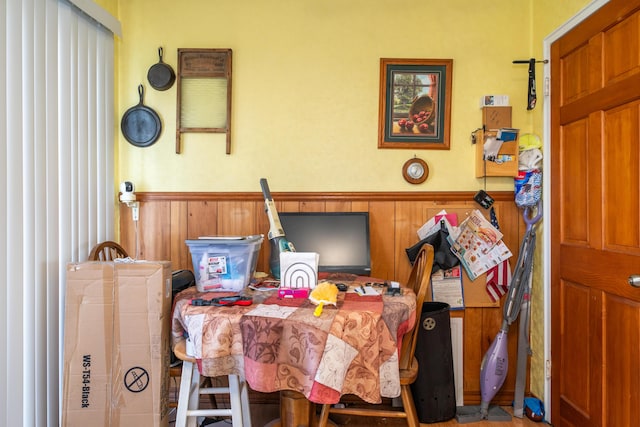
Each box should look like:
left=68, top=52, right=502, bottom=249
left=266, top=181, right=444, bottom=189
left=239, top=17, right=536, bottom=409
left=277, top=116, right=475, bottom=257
left=378, top=58, right=453, bottom=150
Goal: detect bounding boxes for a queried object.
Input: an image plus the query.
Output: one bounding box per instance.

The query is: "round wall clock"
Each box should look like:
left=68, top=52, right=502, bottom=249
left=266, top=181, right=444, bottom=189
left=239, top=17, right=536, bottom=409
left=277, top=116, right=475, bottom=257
left=402, top=157, right=429, bottom=184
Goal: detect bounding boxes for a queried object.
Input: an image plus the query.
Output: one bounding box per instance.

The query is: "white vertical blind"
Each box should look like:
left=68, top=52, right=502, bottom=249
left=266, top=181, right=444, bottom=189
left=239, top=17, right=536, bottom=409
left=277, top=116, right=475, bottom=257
left=1, top=0, right=117, bottom=425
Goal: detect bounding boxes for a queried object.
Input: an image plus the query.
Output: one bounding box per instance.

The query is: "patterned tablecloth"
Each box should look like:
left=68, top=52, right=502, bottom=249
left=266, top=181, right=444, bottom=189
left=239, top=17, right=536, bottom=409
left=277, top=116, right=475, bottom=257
left=171, top=276, right=416, bottom=405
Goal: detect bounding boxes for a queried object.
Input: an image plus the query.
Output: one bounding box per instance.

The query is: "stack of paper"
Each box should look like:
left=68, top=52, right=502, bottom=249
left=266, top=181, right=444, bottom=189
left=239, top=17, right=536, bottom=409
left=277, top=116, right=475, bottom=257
left=354, top=285, right=379, bottom=296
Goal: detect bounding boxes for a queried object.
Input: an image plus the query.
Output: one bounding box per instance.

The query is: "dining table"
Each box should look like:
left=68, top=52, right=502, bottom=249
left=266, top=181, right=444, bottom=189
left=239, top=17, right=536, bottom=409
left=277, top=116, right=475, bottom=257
left=171, top=274, right=417, bottom=427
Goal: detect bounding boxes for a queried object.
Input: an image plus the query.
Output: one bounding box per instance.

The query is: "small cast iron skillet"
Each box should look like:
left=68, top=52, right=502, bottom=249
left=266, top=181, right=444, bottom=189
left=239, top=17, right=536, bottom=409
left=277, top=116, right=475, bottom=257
left=121, top=85, right=162, bottom=147
left=147, top=47, right=175, bottom=91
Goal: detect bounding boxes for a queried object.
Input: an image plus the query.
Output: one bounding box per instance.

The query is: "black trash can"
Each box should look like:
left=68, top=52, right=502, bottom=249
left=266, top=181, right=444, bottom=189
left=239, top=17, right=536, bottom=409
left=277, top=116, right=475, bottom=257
left=410, top=302, right=456, bottom=423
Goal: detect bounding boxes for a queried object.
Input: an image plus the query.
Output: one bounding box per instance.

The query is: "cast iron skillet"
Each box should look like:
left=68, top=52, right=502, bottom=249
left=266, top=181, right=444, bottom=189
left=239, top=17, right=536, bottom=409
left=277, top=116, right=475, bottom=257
left=121, top=85, right=162, bottom=147
left=147, top=47, right=175, bottom=91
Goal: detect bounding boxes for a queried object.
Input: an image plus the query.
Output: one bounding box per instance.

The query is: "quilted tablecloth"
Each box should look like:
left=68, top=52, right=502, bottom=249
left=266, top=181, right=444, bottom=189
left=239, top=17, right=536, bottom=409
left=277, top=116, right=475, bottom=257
left=172, top=277, right=416, bottom=405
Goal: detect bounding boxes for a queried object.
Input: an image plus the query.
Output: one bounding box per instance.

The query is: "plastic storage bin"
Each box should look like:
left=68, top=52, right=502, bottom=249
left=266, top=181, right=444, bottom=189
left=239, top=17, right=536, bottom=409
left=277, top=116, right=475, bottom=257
left=186, top=235, right=263, bottom=292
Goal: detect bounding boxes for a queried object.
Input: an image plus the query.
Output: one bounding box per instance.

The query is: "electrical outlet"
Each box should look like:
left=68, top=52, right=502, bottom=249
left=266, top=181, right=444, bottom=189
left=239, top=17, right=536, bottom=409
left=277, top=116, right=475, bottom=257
left=132, top=203, right=139, bottom=221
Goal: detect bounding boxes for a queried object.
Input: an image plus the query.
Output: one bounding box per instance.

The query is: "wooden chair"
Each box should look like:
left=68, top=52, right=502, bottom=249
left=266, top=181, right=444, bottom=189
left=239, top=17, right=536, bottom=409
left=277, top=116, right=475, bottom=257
left=173, top=340, right=252, bottom=427
left=318, top=243, right=435, bottom=427
left=88, top=240, right=129, bottom=261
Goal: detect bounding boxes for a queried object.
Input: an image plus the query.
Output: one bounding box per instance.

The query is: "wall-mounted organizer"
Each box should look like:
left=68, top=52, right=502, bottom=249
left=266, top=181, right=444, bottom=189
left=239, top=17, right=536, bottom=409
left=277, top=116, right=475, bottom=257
left=475, top=106, right=519, bottom=177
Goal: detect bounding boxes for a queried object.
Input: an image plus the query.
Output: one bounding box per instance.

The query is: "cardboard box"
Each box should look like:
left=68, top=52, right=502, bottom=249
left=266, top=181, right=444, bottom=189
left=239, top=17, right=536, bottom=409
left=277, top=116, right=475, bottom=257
left=62, top=261, right=172, bottom=427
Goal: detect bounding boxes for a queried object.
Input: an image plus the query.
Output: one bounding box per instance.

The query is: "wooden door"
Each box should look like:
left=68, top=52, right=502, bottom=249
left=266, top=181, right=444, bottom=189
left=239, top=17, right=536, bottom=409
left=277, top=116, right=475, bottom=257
left=551, top=0, right=640, bottom=425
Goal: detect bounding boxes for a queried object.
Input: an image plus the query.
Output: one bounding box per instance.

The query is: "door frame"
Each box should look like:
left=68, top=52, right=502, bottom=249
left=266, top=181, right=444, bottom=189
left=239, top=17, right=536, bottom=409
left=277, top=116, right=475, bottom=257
left=541, top=0, right=609, bottom=422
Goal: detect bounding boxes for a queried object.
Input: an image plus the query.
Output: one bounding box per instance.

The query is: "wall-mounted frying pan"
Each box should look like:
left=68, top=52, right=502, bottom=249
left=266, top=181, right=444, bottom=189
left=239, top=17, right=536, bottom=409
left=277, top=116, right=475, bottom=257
left=147, top=47, right=175, bottom=91
left=121, top=85, right=162, bottom=147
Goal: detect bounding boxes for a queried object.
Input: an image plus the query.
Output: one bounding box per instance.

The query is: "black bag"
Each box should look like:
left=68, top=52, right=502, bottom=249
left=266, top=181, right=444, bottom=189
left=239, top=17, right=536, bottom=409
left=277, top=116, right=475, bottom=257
left=170, top=269, right=195, bottom=365
left=405, top=223, right=459, bottom=273
left=172, top=269, right=195, bottom=300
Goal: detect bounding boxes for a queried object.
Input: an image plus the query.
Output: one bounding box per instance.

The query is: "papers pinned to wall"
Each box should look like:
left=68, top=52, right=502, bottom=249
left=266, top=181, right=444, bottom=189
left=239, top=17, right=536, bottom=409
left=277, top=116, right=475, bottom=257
left=431, top=266, right=464, bottom=310
left=408, top=209, right=460, bottom=273
left=417, top=209, right=457, bottom=239
left=449, top=210, right=512, bottom=281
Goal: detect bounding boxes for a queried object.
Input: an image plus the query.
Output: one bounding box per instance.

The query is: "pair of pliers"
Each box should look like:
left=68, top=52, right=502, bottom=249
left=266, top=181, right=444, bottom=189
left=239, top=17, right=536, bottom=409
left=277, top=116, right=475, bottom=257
left=190, top=295, right=253, bottom=307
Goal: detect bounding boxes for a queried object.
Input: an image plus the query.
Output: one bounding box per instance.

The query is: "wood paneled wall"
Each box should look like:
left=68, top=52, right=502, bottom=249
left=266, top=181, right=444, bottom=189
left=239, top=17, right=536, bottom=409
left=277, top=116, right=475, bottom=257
left=119, top=191, right=526, bottom=404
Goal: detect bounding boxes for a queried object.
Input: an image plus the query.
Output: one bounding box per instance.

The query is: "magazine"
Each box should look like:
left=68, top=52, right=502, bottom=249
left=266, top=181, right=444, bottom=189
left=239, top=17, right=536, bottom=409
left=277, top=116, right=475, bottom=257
left=449, top=210, right=512, bottom=280
left=249, top=278, right=280, bottom=291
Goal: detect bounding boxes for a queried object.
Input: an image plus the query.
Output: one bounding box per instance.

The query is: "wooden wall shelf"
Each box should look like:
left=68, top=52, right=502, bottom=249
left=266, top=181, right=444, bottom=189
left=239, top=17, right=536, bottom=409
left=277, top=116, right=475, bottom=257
left=475, top=106, right=519, bottom=178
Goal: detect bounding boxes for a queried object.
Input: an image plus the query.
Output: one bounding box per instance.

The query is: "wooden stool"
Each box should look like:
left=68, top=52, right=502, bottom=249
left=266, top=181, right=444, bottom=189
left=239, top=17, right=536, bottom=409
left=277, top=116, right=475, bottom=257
left=173, top=341, right=252, bottom=427
left=168, top=364, right=183, bottom=408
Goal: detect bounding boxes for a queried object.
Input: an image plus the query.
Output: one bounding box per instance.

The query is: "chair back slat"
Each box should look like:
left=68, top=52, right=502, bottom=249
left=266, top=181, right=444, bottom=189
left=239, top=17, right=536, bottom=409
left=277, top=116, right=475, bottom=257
left=399, top=243, right=434, bottom=370
left=89, top=241, right=129, bottom=261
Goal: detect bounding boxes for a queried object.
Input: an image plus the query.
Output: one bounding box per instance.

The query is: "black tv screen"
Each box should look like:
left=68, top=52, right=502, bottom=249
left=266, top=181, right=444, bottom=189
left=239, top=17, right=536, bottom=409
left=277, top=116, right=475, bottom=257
left=279, top=212, right=371, bottom=276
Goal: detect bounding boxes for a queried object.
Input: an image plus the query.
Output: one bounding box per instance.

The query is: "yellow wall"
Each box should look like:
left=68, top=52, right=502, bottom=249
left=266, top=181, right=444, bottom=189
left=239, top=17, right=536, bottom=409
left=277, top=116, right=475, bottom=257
left=112, top=0, right=585, bottom=193
left=108, top=0, right=593, bottom=401
left=95, top=0, right=116, bottom=16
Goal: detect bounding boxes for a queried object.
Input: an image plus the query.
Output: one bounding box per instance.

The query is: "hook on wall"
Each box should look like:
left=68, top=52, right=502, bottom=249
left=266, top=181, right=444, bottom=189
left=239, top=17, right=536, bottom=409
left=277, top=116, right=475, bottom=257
left=512, top=58, right=548, bottom=110
left=470, top=127, right=483, bottom=144
left=512, top=59, right=549, bottom=64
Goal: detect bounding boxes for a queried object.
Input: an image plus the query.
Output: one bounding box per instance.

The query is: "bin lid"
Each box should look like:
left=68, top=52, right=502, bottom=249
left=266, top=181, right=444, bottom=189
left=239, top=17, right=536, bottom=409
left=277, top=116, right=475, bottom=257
left=186, top=235, right=263, bottom=246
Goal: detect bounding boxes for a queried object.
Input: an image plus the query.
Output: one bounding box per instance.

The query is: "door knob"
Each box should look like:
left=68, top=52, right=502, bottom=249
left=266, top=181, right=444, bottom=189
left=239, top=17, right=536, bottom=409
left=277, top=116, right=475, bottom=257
left=629, top=275, right=640, bottom=288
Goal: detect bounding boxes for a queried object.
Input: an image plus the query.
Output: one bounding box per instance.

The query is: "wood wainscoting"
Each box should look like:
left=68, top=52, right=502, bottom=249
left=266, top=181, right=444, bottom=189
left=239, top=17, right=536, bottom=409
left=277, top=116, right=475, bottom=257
left=120, top=191, right=526, bottom=405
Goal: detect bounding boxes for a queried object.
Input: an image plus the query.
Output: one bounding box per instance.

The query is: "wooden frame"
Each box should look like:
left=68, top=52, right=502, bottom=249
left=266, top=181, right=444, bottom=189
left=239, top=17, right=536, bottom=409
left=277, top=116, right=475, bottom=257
left=176, top=48, right=233, bottom=154
left=378, top=58, right=453, bottom=150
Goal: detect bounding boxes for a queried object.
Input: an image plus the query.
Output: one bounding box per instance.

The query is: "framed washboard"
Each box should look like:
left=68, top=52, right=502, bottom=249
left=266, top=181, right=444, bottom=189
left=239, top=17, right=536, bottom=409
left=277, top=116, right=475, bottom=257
left=176, top=48, right=232, bottom=154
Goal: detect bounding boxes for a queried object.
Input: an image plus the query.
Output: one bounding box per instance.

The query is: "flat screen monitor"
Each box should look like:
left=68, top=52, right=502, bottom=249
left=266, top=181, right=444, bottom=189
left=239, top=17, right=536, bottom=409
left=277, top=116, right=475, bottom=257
left=279, top=212, right=371, bottom=276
